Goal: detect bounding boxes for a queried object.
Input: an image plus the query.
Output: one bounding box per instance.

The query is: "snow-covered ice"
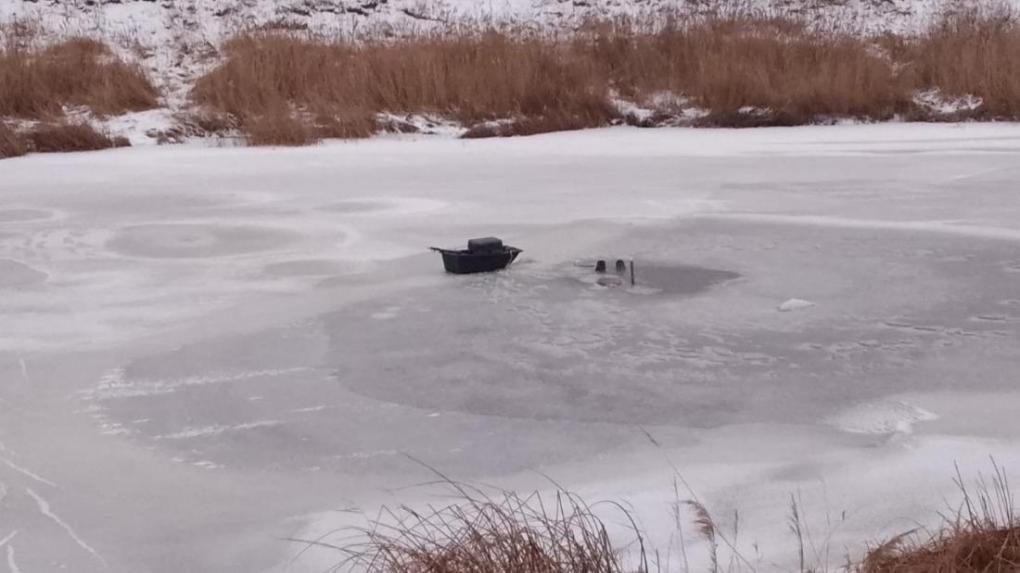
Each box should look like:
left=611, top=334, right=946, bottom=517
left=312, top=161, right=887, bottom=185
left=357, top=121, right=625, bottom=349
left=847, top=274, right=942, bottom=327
left=2, top=123, right=1020, bottom=571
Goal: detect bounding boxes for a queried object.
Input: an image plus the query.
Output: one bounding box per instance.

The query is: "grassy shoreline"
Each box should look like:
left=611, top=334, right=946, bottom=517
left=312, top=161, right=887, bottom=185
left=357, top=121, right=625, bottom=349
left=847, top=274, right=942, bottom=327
left=3, top=8, right=1020, bottom=151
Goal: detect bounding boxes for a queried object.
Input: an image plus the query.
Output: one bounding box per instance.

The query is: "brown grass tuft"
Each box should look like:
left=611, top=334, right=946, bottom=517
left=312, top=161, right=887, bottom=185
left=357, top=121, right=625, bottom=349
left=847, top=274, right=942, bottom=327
left=292, top=472, right=648, bottom=573
left=597, top=17, right=907, bottom=124
left=859, top=462, right=1020, bottom=573
left=0, top=35, right=159, bottom=119
left=192, top=16, right=918, bottom=142
left=0, top=122, right=28, bottom=158
left=26, top=122, right=129, bottom=153
left=192, top=30, right=618, bottom=144
left=244, top=108, right=317, bottom=146
left=906, top=7, right=1020, bottom=119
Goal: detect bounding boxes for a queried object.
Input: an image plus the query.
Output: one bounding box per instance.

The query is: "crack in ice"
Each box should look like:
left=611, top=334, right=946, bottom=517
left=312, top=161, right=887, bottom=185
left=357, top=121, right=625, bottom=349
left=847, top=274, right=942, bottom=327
left=0, top=457, right=57, bottom=488
left=5, top=545, right=20, bottom=573
left=26, top=488, right=107, bottom=568
left=16, top=357, right=28, bottom=384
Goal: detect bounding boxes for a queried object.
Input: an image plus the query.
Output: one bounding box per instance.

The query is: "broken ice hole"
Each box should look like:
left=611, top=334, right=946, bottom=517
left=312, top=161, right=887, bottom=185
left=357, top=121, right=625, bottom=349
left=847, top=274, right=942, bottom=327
left=575, top=259, right=740, bottom=295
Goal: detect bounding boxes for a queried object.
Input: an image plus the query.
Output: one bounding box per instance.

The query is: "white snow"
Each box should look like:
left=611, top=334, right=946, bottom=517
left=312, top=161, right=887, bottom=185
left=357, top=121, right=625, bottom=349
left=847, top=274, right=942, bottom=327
left=777, top=298, right=815, bottom=312
left=98, top=109, right=178, bottom=146
left=914, top=89, right=985, bottom=116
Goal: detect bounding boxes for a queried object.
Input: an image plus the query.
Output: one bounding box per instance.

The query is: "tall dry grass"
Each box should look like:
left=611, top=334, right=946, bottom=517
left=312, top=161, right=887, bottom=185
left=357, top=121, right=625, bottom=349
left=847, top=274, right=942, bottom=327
left=0, top=121, right=129, bottom=157
left=293, top=474, right=647, bottom=573
left=288, top=452, right=1020, bottom=573
left=26, top=122, right=130, bottom=153
left=191, top=9, right=1020, bottom=144
left=0, top=35, right=159, bottom=119
left=907, top=8, right=1020, bottom=118
left=3, top=7, right=1014, bottom=148
left=193, top=17, right=904, bottom=143
left=592, top=17, right=907, bottom=125
left=0, top=122, right=27, bottom=158
left=192, top=30, right=617, bottom=143
left=859, top=463, right=1020, bottom=573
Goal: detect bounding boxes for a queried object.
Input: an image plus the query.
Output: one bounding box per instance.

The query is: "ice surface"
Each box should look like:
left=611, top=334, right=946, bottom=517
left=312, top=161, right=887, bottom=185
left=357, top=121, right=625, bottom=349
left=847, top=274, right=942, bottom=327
left=2, top=124, right=1020, bottom=571
left=0, top=260, right=47, bottom=288
left=107, top=223, right=301, bottom=259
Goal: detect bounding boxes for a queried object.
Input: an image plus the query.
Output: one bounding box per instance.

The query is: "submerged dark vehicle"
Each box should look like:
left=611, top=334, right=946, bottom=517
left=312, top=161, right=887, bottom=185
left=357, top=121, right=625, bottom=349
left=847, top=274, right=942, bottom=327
left=430, top=237, right=521, bottom=274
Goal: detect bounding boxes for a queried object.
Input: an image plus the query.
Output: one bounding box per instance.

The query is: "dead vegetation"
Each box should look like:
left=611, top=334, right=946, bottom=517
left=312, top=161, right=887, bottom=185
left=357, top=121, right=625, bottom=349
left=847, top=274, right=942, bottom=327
left=0, top=121, right=130, bottom=156
left=0, top=29, right=152, bottom=157
left=187, top=7, right=1020, bottom=145
left=4, top=7, right=1020, bottom=149
left=191, top=30, right=618, bottom=145
left=244, top=108, right=317, bottom=146
left=858, top=463, right=1020, bottom=573
left=663, top=461, right=1020, bottom=573
left=192, top=16, right=897, bottom=144
left=594, top=17, right=907, bottom=125
left=907, top=8, right=1020, bottom=119
left=0, top=34, right=159, bottom=119
left=26, top=122, right=129, bottom=153
left=296, top=458, right=1020, bottom=573
left=293, top=473, right=647, bottom=573
left=0, top=122, right=27, bottom=158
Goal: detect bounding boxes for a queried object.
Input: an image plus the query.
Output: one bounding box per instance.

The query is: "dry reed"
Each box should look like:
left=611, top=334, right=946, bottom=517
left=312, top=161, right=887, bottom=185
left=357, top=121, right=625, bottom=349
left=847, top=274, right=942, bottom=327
left=188, top=9, right=1020, bottom=144
left=192, top=30, right=617, bottom=145
left=594, top=16, right=907, bottom=124
left=0, top=122, right=27, bottom=158
left=26, top=122, right=129, bottom=153
left=290, top=472, right=648, bottom=573
left=907, top=7, right=1020, bottom=119
left=5, top=8, right=1020, bottom=148
left=859, top=462, right=1020, bottom=573
left=0, top=34, right=159, bottom=119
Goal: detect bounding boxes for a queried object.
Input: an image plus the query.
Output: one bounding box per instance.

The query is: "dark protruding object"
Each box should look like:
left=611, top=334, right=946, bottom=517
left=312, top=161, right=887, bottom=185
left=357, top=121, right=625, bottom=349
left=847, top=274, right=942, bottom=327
left=467, top=237, right=504, bottom=253
left=430, top=237, right=521, bottom=274
left=615, top=259, right=627, bottom=274
left=595, top=260, right=607, bottom=273
left=629, top=259, right=635, bottom=286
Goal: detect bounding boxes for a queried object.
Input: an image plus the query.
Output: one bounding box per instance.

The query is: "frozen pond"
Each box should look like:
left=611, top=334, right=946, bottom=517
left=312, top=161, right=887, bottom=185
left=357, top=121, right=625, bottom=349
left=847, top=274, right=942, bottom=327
left=2, top=125, right=1020, bottom=572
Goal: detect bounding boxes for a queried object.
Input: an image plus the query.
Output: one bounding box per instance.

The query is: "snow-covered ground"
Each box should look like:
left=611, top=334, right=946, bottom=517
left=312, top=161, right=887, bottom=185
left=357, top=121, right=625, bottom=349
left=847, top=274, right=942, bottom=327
left=2, top=123, right=1020, bottom=571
